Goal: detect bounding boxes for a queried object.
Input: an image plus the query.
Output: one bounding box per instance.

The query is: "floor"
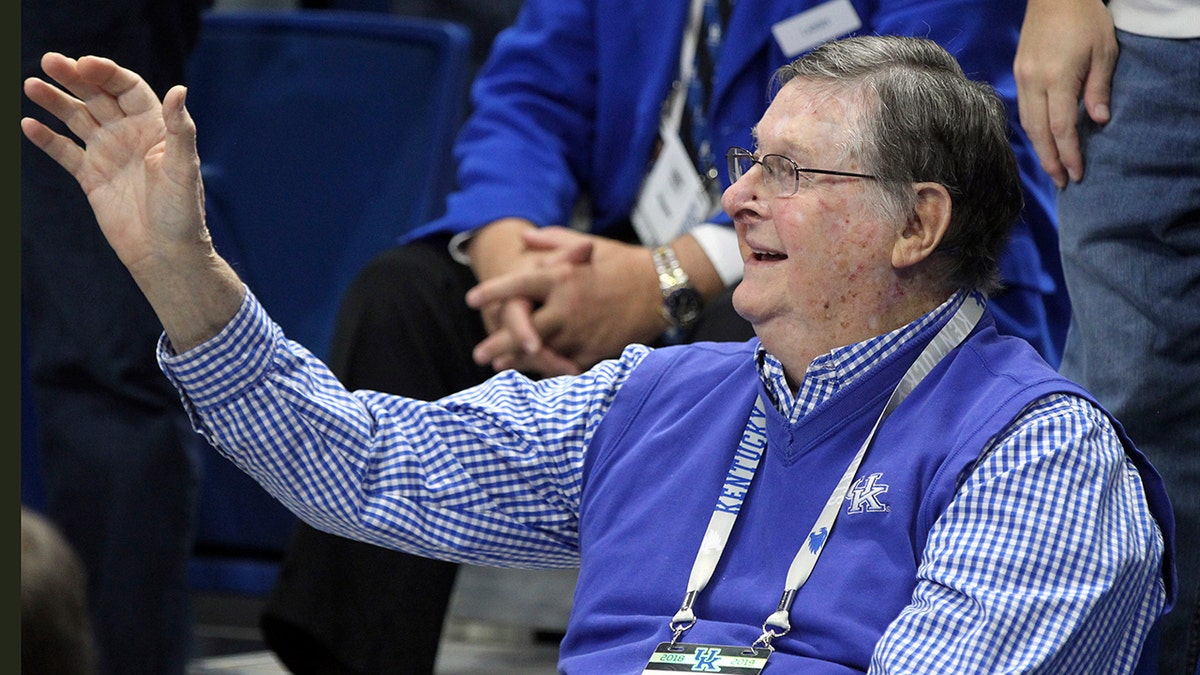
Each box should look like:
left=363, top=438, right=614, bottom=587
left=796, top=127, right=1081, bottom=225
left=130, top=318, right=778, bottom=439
left=186, top=566, right=574, bottom=674
left=186, top=594, right=562, bottom=674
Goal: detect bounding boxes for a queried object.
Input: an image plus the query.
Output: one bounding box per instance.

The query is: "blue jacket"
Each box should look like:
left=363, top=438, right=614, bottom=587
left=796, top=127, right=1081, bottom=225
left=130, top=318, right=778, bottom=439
left=409, top=0, right=1068, bottom=363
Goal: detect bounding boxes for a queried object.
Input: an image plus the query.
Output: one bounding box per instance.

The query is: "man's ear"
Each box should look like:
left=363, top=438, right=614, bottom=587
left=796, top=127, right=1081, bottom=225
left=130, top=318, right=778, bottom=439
left=892, top=182, right=952, bottom=269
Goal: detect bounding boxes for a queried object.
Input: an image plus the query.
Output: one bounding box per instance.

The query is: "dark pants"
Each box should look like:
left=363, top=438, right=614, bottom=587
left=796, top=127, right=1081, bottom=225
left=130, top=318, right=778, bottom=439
left=261, top=237, right=753, bottom=673
left=21, top=2, right=208, bottom=672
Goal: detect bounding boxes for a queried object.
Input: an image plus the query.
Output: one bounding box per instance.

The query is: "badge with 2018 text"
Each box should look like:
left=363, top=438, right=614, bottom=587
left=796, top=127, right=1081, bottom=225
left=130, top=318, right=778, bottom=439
left=643, top=642, right=771, bottom=673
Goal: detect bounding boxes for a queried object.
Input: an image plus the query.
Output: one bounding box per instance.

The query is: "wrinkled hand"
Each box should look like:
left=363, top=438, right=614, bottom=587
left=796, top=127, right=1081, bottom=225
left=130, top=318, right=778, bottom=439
left=472, top=228, right=596, bottom=375
left=1013, top=0, right=1118, bottom=188
left=22, top=52, right=209, bottom=274
left=467, top=227, right=664, bottom=376
left=465, top=219, right=575, bottom=373
left=22, top=52, right=241, bottom=351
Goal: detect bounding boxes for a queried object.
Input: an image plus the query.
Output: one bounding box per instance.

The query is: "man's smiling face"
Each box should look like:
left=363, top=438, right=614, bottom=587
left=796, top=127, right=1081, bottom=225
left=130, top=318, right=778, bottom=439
left=723, top=78, right=901, bottom=354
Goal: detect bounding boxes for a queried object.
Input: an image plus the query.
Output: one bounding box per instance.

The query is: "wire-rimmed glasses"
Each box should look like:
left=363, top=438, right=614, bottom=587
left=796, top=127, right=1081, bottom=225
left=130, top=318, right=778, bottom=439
left=726, top=147, right=877, bottom=197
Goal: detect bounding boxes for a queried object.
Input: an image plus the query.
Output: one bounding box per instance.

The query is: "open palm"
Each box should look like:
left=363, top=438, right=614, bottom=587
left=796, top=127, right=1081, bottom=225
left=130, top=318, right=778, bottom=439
left=22, top=52, right=207, bottom=275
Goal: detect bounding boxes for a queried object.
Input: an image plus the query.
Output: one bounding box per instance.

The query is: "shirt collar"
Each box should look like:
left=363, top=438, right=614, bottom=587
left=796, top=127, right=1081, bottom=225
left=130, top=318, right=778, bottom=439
left=755, top=290, right=974, bottom=422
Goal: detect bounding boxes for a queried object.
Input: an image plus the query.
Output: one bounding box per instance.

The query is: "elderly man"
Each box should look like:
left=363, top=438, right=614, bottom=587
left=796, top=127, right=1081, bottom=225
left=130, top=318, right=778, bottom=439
left=22, top=35, right=1173, bottom=673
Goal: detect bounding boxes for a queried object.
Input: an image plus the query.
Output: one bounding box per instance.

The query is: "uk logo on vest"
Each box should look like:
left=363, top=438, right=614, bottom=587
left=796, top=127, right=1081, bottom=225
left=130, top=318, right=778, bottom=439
left=846, top=472, right=890, bottom=514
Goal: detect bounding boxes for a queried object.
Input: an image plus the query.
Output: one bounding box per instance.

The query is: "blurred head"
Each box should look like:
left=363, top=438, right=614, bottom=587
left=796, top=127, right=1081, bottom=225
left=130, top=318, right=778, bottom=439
left=22, top=506, right=96, bottom=675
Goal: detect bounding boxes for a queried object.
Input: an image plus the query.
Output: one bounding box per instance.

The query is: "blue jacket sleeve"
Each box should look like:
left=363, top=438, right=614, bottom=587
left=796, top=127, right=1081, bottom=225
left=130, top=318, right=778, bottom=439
left=407, top=0, right=602, bottom=240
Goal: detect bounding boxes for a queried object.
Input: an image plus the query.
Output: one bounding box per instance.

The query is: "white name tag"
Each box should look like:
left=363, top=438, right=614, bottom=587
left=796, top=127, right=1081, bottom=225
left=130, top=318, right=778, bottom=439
left=772, top=0, right=862, bottom=58
left=631, top=128, right=715, bottom=247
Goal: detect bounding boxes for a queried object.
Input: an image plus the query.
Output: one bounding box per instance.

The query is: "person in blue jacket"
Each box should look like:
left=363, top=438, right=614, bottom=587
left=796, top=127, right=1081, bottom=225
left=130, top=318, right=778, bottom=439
left=259, top=0, right=1073, bottom=671
left=22, top=34, right=1170, bottom=673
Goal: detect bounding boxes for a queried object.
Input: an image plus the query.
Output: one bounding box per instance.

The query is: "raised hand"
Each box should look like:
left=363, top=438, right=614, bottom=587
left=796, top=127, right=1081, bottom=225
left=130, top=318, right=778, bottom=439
left=22, top=52, right=242, bottom=351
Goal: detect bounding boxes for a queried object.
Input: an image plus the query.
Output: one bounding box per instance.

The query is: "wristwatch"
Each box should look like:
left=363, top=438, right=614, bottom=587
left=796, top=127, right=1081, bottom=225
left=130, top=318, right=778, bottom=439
left=652, top=245, right=703, bottom=344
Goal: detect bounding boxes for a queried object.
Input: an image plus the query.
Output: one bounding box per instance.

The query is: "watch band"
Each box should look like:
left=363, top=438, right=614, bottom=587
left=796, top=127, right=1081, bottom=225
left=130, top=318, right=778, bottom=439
left=652, top=245, right=703, bottom=343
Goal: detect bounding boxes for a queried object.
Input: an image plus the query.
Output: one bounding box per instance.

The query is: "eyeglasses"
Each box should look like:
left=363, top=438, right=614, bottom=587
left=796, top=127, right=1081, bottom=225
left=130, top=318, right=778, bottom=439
left=726, top=147, right=877, bottom=197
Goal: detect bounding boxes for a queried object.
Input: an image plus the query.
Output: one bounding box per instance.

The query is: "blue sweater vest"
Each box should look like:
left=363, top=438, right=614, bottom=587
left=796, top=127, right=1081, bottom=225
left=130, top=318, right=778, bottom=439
left=557, top=311, right=1173, bottom=674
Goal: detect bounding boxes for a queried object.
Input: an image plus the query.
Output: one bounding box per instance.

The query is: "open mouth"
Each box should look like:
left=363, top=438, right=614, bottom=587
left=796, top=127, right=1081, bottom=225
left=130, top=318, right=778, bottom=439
left=751, top=249, right=788, bottom=262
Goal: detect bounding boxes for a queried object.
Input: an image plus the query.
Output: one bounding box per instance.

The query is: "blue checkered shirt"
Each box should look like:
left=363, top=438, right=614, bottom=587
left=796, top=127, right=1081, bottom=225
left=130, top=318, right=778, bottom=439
left=160, top=289, right=1165, bottom=672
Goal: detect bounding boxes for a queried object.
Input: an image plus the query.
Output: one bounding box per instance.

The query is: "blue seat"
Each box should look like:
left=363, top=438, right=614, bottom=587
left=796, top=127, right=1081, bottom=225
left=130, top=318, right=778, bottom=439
left=184, top=8, right=472, bottom=595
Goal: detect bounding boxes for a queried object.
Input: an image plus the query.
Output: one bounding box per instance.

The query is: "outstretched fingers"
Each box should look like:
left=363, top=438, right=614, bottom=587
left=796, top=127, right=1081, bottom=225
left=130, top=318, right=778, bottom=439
left=19, top=112, right=86, bottom=177
left=35, top=53, right=122, bottom=129
left=22, top=74, right=100, bottom=156
left=76, top=54, right=164, bottom=120
left=21, top=52, right=165, bottom=174
left=35, top=52, right=163, bottom=131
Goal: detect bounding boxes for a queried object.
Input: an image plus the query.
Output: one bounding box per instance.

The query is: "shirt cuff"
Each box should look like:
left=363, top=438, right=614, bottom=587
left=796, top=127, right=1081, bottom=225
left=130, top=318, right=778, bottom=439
left=448, top=229, right=477, bottom=266
left=157, top=287, right=280, bottom=411
left=691, top=223, right=744, bottom=287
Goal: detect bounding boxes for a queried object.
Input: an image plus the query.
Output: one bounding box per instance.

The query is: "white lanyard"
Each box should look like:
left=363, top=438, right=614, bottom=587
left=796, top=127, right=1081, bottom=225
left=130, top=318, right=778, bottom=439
left=669, top=296, right=985, bottom=650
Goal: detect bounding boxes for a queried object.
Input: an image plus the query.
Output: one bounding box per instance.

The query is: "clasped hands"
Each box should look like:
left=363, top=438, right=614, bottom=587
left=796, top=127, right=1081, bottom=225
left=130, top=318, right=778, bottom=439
left=465, top=224, right=668, bottom=377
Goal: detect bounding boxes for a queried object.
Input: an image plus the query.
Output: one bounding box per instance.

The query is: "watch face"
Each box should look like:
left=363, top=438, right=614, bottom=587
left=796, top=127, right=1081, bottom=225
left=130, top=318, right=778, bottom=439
left=666, top=288, right=703, bottom=328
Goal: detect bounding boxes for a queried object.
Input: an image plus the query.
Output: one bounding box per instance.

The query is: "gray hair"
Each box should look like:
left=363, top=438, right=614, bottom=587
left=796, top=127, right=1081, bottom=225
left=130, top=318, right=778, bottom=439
left=774, top=35, right=1022, bottom=295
